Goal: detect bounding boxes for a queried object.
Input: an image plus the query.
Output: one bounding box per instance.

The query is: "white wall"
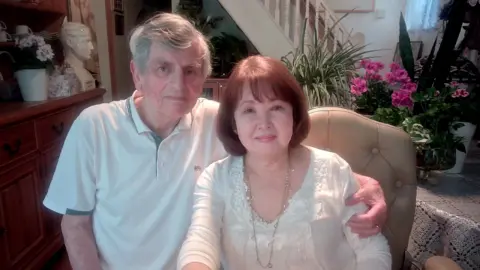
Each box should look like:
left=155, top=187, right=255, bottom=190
left=328, top=0, right=456, bottom=68
left=329, top=0, right=407, bottom=67
left=114, top=0, right=142, bottom=99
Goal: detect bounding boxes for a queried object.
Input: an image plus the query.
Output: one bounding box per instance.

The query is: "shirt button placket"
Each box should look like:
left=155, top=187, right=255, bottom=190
left=152, top=133, right=163, bottom=177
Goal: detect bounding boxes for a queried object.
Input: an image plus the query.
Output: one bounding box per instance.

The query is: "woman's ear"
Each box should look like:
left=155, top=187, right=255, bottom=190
left=232, top=120, right=238, bottom=134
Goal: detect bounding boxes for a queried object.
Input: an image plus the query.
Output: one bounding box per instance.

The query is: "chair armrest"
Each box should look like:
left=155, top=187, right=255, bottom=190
left=424, top=256, right=463, bottom=270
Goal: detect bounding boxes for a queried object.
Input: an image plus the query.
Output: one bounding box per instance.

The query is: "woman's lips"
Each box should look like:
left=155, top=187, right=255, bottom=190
left=255, top=135, right=276, bottom=142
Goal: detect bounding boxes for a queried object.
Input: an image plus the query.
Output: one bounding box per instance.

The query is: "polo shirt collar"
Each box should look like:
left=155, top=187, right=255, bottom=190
left=126, top=91, right=193, bottom=135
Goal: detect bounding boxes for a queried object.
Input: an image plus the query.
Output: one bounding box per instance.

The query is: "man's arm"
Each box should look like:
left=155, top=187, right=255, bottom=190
left=43, top=109, right=100, bottom=268
left=342, top=184, right=391, bottom=269
left=62, top=215, right=102, bottom=270
left=346, top=173, right=388, bottom=238
left=330, top=154, right=391, bottom=269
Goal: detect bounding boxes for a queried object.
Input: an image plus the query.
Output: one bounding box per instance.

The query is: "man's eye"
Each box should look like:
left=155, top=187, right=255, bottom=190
left=185, top=68, right=196, bottom=75
left=243, top=108, right=254, bottom=113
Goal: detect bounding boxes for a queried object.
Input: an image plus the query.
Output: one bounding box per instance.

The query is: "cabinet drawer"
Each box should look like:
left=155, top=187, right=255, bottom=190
left=36, top=109, right=74, bottom=148
left=0, top=121, right=37, bottom=167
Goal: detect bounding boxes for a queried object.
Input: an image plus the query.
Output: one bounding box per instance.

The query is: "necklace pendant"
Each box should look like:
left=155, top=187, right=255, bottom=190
left=267, top=263, right=273, bottom=268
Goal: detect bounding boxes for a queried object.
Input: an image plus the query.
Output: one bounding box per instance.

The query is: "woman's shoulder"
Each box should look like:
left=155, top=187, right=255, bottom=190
left=306, top=146, right=347, bottom=168
left=305, top=146, right=353, bottom=190
left=203, top=155, right=242, bottom=177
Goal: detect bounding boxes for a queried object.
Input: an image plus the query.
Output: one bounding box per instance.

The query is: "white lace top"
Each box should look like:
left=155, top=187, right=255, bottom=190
left=177, top=147, right=391, bottom=270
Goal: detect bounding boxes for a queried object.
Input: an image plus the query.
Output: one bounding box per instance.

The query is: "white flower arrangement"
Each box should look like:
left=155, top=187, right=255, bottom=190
left=13, top=34, right=55, bottom=70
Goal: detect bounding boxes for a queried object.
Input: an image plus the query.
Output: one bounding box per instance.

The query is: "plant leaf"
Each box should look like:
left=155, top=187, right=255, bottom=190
left=398, top=12, right=415, bottom=80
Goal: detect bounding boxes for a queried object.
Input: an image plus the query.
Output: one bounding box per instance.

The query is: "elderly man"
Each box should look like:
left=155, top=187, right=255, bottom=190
left=43, top=13, right=387, bottom=270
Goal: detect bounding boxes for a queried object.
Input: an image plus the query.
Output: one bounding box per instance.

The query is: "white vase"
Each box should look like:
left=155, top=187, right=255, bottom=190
left=444, top=122, right=477, bottom=174
left=15, top=68, right=48, bottom=102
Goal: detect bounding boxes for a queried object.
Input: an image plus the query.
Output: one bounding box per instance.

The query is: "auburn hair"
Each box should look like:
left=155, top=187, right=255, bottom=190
left=216, top=55, right=310, bottom=156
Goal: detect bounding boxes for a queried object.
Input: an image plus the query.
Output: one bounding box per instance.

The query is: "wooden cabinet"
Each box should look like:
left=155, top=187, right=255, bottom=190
left=0, top=0, right=67, bottom=35
left=0, top=0, right=67, bottom=14
left=0, top=88, right=106, bottom=270
left=202, top=78, right=228, bottom=102
left=0, top=156, right=44, bottom=270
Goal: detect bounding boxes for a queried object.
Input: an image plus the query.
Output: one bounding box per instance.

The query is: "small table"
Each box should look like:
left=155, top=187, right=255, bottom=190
left=407, top=176, right=480, bottom=270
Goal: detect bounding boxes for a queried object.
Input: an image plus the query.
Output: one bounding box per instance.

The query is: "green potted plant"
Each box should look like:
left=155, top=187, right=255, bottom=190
left=11, top=34, right=54, bottom=101
left=281, top=16, right=367, bottom=108
left=370, top=81, right=466, bottom=178
left=441, top=82, right=479, bottom=173
left=210, top=32, right=251, bottom=78
left=176, top=0, right=223, bottom=38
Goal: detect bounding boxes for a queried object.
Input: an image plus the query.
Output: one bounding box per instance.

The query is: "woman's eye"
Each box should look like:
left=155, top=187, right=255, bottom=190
left=272, top=105, right=284, bottom=111
left=243, top=108, right=254, bottom=114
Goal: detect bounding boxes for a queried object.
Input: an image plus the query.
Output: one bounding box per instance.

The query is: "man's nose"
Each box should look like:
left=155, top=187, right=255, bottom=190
left=171, top=72, right=186, bottom=91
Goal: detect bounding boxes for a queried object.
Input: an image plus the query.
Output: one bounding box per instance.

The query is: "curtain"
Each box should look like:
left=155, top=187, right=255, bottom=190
left=405, top=0, right=441, bottom=31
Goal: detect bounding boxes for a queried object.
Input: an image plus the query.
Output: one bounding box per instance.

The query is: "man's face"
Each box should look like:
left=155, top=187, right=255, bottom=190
left=131, top=41, right=205, bottom=118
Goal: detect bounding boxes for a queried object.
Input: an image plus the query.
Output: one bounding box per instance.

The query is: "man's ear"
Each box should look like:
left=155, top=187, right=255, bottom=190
left=130, top=60, right=142, bottom=90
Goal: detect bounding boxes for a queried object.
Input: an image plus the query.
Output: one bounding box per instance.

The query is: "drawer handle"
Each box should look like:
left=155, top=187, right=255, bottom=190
left=3, top=139, right=21, bottom=158
left=51, top=122, right=65, bottom=135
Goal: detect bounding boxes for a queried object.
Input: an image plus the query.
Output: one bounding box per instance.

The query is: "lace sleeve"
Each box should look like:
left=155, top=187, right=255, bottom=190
left=330, top=154, right=392, bottom=270
left=177, top=164, right=224, bottom=270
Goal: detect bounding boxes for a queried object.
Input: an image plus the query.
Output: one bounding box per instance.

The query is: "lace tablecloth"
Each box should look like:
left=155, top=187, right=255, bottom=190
left=407, top=201, right=480, bottom=270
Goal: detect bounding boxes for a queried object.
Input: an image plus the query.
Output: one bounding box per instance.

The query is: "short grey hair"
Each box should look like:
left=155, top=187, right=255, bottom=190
left=128, top=13, right=211, bottom=77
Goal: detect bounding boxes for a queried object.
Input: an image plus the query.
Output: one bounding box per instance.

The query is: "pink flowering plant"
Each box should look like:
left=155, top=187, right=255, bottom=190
left=351, top=60, right=470, bottom=171
left=12, top=34, right=54, bottom=71
left=351, top=60, right=416, bottom=115
left=372, top=81, right=468, bottom=171
left=443, top=82, right=479, bottom=124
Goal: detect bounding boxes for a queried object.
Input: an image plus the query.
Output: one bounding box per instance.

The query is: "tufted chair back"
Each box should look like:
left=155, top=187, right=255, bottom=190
left=303, top=107, right=417, bottom=270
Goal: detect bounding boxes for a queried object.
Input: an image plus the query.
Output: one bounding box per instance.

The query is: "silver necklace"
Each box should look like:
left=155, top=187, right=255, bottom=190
left=243, top=159, right=291, bottom=269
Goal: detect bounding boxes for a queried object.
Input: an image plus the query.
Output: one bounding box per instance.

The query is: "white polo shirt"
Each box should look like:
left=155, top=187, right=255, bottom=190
left=43, top=93, right=227, bottom=270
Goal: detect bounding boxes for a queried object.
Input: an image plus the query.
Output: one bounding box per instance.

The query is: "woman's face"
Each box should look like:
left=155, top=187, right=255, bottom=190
left=234, top=84, right=293, bottom=156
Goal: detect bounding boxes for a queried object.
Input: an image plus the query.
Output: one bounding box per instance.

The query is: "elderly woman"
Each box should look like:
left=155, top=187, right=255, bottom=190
left=177, top=55, right=391, bottom=270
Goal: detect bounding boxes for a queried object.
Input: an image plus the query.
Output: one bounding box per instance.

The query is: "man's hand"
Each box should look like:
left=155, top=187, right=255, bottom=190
left=346, top=173, right=387, bottom=238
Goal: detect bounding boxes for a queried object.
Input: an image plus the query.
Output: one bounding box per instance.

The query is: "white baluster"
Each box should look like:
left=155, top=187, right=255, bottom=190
left=278, top=0, right=285, bottom=30
left=293, top=0, right=301, bottom=48
left=304, top=0, right=310, bottom=49
left=264, top=0, right=271, bottom=13
left=288, top=0, right=296, bottom=44
left=315, top=0, right=321, bottom=41
left=274, top=0, right=281, bottom=26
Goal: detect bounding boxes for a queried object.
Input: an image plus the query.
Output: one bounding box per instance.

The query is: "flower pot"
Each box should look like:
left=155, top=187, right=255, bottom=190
left=444, top=122, right=477, bottom=174
left=15, top=68, right=48, bottom=102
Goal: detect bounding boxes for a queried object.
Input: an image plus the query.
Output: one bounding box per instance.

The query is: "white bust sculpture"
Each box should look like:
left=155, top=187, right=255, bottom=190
left=60, top=21, right=96, bottom=92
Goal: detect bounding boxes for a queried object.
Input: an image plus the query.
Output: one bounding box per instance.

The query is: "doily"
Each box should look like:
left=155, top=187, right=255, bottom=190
left=408, top=201, right=480, bottom=270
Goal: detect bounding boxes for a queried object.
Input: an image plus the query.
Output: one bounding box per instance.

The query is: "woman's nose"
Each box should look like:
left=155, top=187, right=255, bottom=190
left=257, top=113, right=272, bottom=129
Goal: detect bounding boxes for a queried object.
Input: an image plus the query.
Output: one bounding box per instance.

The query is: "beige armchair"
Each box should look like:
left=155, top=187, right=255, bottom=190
left=303, top=107, right=462, bottom=270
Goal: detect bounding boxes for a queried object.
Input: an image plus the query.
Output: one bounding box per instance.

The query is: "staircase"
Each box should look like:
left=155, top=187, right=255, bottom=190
left=217, top=0, right=352, bottom=59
